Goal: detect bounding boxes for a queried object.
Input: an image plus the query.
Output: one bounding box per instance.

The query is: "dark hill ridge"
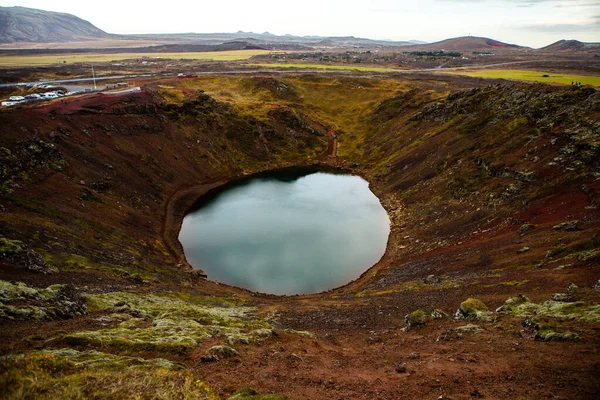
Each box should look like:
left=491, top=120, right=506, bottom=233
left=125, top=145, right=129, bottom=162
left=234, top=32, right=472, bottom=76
left=0, top=6, right=110, bottom=43
left=541, top=39, right=600, bottom=52
left=408, top=36, right=526, bottom=52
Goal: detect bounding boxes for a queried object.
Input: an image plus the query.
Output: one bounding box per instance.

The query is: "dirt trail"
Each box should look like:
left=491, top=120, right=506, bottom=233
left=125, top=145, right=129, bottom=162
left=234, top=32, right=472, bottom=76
left=327, top=124, right=338, bottom=158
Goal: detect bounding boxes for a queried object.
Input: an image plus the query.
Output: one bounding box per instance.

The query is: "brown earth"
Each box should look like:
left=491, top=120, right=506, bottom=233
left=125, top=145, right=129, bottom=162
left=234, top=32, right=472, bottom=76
left=1, top=72, right=600, bottom=399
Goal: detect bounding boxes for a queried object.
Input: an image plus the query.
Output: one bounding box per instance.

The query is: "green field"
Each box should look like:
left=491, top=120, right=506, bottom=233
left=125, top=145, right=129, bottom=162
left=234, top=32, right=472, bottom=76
left=249, top=63, right=398, bottom=73
left=449, top=69, right=600, bottom=87
left=0, top=50, right=270, bottom=66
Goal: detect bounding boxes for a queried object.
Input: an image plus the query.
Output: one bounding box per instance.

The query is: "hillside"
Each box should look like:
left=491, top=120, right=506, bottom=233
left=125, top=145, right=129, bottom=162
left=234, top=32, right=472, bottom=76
left=1, top=75, right=599, bottom=398
left=541, top=39, right=600, bottom=52
left=0, top=6, right=110, bottom=43
left=409, top=35, right=525, bottom=52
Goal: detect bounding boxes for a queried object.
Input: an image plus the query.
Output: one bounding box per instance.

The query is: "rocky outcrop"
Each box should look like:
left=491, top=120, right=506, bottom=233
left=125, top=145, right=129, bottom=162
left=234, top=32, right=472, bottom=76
left=0, top=236, right=58, bottom=274
left=0, top=280, right=87, bottom=320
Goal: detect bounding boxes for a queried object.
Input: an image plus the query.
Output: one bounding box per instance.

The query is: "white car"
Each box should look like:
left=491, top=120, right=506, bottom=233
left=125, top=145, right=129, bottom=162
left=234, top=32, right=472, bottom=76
left=9, top=96, right=25, bottom=101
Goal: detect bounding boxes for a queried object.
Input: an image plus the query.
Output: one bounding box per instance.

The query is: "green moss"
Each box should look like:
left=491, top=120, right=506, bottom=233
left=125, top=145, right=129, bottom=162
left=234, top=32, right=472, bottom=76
left=459, top=298, right=494, bottom=322
left=460, top=298, right=489, bottom=313
left=498, top=295, right=600, bottom=322
left=406, top=309, right=427, bottom=326
left=0, top=280, right=87, bottom=321
left=502, top=280, right=529, bottom=286
left=536, top=330, right=579, bottom=342
left=546, top=244, right=568, bottom=258
left=507, top=117, right=528, bottom=132
left=66, top=291, right=271, bottom=354
left=0, top=236, right=24, bottom=254
left=0, top=349, right=218, bottom=400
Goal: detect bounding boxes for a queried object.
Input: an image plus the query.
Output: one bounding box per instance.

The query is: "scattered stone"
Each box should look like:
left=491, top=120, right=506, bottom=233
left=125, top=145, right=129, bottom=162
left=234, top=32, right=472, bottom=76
left=111, top=302, right=149, bottom=319
left=429, top=308, right=447, bottom=319
left=517, top=170, right=536, bottom=182
left=252, top=328, right=275, bottom=338
left=285, top=329, right=314, bottom=338
left=407, top=352, right=420, bottom=360
left=456, top=298, right=494, bottom=322
left=405, top=308, right=446, bottom=330
left=517, top=247, right=530, bottom=254
left=536, top=330, right=579, bottom=342
left=518, top=224, right=535, bottom=236
left=189, top=269, right=207, bottom=279
left=200, top=354, right=219, bottom=363
left=594, top=279, right=600, bottom=293
left=455, top=324, right=483, bottom=334
left=208, top=345, right=239, bottom=358
left=496, top=294, right=533, bottom=313
left=553, top=220, right=580, bottom=231
left=566, top=282, right=578, bottom=293
left=438, top=324, right=483, bottom=341
left=405, top=309, right=427, bottom=328
left=551, top=293, right=570, bottom=301
left=395, top=364, right=407, bottom=373
left=226, top=388, right=286, bottom=400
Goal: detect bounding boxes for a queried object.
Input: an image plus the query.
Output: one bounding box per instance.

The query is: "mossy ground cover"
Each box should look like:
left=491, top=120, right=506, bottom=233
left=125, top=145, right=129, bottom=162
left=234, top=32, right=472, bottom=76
left=0, top=348, right=218, bottom=399
left=447, top=69, right=600, bottom=87
left=65, top=291, right=272, bottom=354
left=499, top=294, right=600, bottom=322
left=170, top=75, right=408, bottom=159
left=0, top=280, right=86, bottom=320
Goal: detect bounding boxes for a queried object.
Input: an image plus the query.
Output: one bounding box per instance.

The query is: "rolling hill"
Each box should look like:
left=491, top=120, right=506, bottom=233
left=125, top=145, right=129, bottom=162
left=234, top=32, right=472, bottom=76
left=0, top=6, right=111, bottom=43
left=408, top=36, right=526, bottom=52
left=541, top=39, right=600, bottom=52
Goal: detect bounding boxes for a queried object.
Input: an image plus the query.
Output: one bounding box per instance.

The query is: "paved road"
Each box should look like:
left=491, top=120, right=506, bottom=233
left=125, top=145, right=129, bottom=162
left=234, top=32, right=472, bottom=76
left=0, top=73, right=158, bottom=88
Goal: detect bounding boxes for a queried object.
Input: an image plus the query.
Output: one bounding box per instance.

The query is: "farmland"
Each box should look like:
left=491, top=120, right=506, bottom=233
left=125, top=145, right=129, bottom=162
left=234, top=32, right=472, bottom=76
left=447, top=69, right=600, bottom=86
left=0, top=50, right=270, bottom=67
left=249, top=63, right=399, bottom=73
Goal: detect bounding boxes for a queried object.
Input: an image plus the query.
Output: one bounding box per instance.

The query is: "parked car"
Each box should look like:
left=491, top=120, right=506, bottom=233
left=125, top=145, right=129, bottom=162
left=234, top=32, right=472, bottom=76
left=9, top=96, right=25, bottom=101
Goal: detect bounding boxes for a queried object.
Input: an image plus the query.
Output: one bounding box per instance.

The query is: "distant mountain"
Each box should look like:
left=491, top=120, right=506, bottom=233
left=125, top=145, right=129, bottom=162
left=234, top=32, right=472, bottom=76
left=409, top=36, right=526, bottom=52
left=541, top=39, right=600, bottom=52
left=0, top=6, right=110, bottom=43
left=133, top=32, right=417, bottom=49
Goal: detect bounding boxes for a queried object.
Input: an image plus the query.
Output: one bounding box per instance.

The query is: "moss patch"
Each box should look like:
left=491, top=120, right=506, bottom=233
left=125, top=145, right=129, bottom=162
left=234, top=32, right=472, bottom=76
left=0, top=280, right=87, bottom=320
left=0, top=348, right=218, bottom=400
left=65, top=291, right=272, bottom=354
left=498, top=295, right=600, bottom=322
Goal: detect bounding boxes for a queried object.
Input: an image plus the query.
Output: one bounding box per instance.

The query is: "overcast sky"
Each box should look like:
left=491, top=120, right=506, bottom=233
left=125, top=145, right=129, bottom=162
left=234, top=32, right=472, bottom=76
left=3, top=0, right=599, bottom=48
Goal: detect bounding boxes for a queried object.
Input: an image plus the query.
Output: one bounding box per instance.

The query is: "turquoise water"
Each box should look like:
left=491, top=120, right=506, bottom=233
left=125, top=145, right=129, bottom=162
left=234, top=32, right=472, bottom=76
left=179, top=169, right=389, bottom=295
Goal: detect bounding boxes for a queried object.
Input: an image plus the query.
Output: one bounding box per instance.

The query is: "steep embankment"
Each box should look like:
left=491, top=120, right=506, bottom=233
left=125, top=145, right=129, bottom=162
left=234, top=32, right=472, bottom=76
left=354, top=83, right=600, bottom=295
left=0, top=86, right=327, bottom=286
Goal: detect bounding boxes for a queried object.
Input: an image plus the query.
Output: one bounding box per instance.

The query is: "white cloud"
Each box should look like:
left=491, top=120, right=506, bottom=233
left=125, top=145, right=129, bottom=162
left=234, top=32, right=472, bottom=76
left=2, top=0, right=598, bottom=47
